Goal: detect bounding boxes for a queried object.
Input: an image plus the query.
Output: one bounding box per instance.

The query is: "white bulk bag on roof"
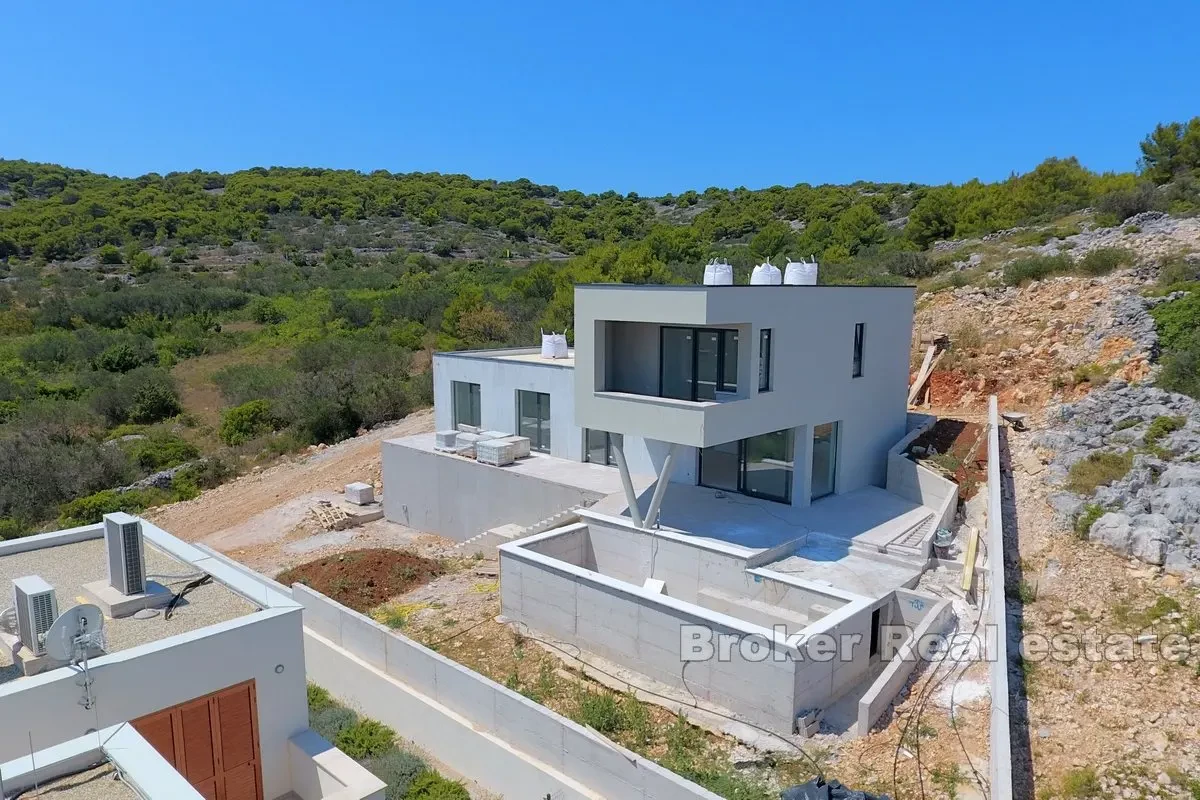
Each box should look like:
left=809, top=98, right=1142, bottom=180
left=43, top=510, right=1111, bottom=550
left=784, top=257, right=819, bottom=286
left=541, top=330, right=569, bottom=359
left=750, top=261, right=782, bottom=285
left=712, top=260, right=733, bottom=285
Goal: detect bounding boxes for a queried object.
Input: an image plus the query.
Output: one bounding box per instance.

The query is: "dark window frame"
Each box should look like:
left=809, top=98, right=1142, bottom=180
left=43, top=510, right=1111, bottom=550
left=451, top=381, right=481, bottom=428
left=584, top=429, right=620, bottom=466
left=758, top=328, right=772, bottom=392
left=852, top=322, right=865, bottom=378
left=658, top=326, right=739, bottom=401
left=516, top=389, right=551, bottom=453
left=869, top=607, right=881, bottom=657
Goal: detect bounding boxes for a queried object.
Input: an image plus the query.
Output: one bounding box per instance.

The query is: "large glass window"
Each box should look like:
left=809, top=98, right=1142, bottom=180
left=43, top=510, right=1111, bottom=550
left=585, top=429, right=620, bottom=466
left=659, top=327, right=738, bottom=401
left=743, top=429, right=794, bottom=503
left=758, top=329, right=772, bottom=392
left=811, top=422, right=839, bottom=500
left=852, top=323, right=865, bottom=378
left=660, top=327, right=694, bottom=401
left=700, top=428, right=795, bottom=504
left=451, top=381, right=481, bottom=428
left=517, top=390, right=551, bottom=453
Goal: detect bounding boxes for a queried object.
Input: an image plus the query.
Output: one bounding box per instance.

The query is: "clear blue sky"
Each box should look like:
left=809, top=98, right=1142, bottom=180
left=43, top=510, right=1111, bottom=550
left=3, top=1, right=1197, bottom=195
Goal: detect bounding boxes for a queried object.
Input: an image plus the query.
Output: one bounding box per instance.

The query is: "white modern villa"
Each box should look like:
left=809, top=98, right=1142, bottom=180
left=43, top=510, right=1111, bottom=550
left=382, top=280, right=960, bottom=737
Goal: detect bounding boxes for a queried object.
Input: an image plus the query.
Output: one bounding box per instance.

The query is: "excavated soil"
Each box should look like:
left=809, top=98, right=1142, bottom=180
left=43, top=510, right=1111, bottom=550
left=909, top=419, right=988, bottom=500
left=276, top=548, right=443, bottom=612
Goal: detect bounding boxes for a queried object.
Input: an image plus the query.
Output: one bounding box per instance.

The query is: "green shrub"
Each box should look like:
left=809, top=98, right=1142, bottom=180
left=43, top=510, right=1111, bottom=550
left=306, top=683, right=334, bottom=713
left=1158, top=254, right=1200, bottom=287
left=309, top=706, right=357, bottom=742
left=1078, top=247, right=1134, bottom=275
left=58, top=488, right=173, bottom=527
left=1145, top=415, right=1185, bottom=446
left=404, top=772, right=470, bottom=800
left=220, top=399, right=281, bottom=445
left=1158, top=334, right=1200, bottom=399
left=97, top=244, right=124, bottom=265
left=574, top=689, right=623, bottom=734
left=127, top=370, right=183, bottom=424
left=169, top=246, right=189, bottom=263
left=250, top=297, right=287, bottom=324
left=0, top=518, right=32, bottom=541
left=1066, top=451, right=1134, bottom=494
left=171, top=457, right=234, bottom=496
left=1113, top=417, right=1140, bottom=431
left=123, top=432, right=199, bottom=471
left=1150, top=293, right=1200, bottom=352
left=1074, top=504, right=1106, bottom=538
left=1072, top=362, right=1114, bottom=388
left=1002, top=254, right=1072, bottom=285
left=335, top=718, right=396, bottom=760
left=363, top=751, right=427, bottom=800
left=1061, top=766, right=1101, bottom=798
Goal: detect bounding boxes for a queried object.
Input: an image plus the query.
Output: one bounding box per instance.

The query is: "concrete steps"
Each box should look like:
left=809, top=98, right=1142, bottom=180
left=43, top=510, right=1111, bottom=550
left=454, top=503, right=590, bottom=557
left=886, top=512, right=936, bottom=558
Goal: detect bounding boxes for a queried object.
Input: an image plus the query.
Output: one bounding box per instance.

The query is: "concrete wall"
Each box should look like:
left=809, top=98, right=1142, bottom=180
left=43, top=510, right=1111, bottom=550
left=295, top=584, right=722, bottom=800
left=987, top=397, right=1014, bottom=800
left=433, top=351, right=578, bottom=459
left=886, top=415, right=960, bottom=533
left=575, top=285, right=914, bottom=497
left=855, top=595, right=954, bottom=735
left=381, top=439, right=608, bottom=540
left=499, top=516, right=890, bottom=735
left=288, top=729, right=386, bottom=800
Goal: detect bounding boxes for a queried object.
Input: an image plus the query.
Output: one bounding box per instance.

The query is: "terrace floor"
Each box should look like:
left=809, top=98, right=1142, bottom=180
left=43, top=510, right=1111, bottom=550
left=594, top=483, right=931, bottom=596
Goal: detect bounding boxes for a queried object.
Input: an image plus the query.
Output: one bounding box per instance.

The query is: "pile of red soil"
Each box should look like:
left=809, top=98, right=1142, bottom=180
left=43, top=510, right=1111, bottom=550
left=908, top=419, right=988, bottom=500
left=276, top=548, right=443, bottom=612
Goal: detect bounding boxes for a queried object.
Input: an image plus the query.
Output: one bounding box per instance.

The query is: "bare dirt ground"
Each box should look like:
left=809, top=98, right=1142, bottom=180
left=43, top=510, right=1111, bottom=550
left=145, top=408, right=439, bottom=574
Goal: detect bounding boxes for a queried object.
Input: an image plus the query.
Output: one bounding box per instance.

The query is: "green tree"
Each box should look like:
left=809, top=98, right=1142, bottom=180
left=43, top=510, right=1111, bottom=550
left=1140, top=117, right=1200, bottom=184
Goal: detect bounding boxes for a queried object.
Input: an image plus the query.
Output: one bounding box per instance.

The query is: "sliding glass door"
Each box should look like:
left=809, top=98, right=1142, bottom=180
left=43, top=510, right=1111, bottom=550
left=660, top=327, right=695, bottom=401
left=517, top=390, right=551, bottom=453
left=585, top=429, right=619, bottom=466
left=700, top=428, right=794, bottom=504
left=811, top=422, right=839, bottom=500
left=660, top=327, right=738, bottom=401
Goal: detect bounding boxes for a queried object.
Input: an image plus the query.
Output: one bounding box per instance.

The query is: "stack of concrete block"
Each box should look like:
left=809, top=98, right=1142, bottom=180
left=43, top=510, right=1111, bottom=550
left=456, top=424, right=481, bottom=434
left=497, top=435, right=531, bottom=459
left=454, top=432, right=485, bottom=457
left=435, top=430, right=459, bottom=451
left=795, top=708, right=822, bottom=738
left=476, top=438, right=517, bottom=466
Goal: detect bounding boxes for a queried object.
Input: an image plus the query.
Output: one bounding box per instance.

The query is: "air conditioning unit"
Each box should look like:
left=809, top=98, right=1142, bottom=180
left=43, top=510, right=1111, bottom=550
left=13, top=576, right=58, bottom=656
left=104, top=512, right=146, bottom=596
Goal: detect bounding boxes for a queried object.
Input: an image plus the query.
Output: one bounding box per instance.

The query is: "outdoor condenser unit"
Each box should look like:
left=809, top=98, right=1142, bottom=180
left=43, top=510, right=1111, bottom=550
left=104, top=512, right=146, bottom=596
left=13, top=576, right=58, bottom=656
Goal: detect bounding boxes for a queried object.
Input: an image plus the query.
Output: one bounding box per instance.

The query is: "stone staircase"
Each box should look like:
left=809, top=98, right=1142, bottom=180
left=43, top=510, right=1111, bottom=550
left=885, top=512, right=937, bottom=558
left=452, top=502, right=591, bottom=557
left=848, top=509, right=936, bottom=564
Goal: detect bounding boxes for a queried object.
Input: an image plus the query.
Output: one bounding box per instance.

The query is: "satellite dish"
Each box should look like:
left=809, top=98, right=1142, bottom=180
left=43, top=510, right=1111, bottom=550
left=0, top=606, right=15, bottom=636
left=44, top=605, right=104, bottom=663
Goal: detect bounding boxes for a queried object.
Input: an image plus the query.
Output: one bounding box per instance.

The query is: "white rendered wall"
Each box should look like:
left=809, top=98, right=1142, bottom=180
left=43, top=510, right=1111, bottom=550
left=575, top=286, right=914, bottom=499
left=433, top=352, right=579, bottom=459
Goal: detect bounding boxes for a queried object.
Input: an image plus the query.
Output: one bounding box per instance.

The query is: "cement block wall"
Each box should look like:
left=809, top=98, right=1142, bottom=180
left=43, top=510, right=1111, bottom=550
left=986, top=397, right=1014, bottom=800
left=886, top=416, right=960, bottom=532
left=294, top=584, right=723, bottom=800
left=381, top=439, right=607, bottom=540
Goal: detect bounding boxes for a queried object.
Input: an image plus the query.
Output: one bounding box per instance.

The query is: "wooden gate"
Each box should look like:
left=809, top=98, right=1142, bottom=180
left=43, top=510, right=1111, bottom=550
left=132, top=679, right=264, bottom=800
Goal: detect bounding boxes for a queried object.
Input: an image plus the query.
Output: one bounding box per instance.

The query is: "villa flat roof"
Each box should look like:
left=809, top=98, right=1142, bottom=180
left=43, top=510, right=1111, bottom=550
left=574, top=283, right=917, bottom=290
left=435, top=347, right=575, bottom=368
left=0, top=538, right=257, bottom=687
left=21, top=763, right=136, bottom=799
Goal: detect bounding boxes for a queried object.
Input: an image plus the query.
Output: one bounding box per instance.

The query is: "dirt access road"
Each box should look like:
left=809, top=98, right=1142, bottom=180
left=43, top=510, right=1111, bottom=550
left=146, top=409, right=435, bottom=557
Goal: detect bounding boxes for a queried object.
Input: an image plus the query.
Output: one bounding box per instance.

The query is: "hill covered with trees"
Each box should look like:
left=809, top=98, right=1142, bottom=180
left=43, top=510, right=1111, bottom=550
left=0, top=116, right=1197, bottom=534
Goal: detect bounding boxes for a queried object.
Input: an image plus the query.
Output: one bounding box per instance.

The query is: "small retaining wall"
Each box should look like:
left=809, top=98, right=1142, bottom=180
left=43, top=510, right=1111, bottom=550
left=886, top=414, right=959, bottom=535
left=294, top=584, right=722, bottom=800
left=855, top=595, right=954, bottom=735
left=987, top=397, right=1014, bottom=800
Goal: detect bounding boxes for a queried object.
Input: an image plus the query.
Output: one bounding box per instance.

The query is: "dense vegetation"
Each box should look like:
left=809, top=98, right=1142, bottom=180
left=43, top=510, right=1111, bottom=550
left=0, top=117, right=1197, bottom=535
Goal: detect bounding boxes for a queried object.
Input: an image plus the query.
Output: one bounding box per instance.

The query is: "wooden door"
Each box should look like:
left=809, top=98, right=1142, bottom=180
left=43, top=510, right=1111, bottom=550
left=132, top=680, right=264, bottom=800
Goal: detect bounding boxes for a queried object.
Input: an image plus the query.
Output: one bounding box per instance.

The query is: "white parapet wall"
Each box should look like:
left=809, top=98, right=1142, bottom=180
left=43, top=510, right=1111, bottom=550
left=288, top=729, right=386, bottom=800
left=987, top=396, right=1014, bottom=800
left=294, top=583, right=724, bottom=800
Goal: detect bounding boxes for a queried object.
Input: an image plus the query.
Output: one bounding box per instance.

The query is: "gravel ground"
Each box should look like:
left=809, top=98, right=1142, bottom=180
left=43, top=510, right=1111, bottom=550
left=19, top=763, right=136, bottom=798
left=0, top=538, right=256, bottom=685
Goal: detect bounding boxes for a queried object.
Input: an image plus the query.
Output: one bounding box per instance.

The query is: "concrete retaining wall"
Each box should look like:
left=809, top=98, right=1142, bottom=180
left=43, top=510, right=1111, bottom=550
left=381, top=439, right=607, bottom=540
left=855, top=595, right=954, bottom=735
left=886, top=415, right=959, bottom=534
left=294, top=584, right=722, bottom=800
left=987, top=397, right=1014, bottom=800
left=499, top=518, right=893, bottom=734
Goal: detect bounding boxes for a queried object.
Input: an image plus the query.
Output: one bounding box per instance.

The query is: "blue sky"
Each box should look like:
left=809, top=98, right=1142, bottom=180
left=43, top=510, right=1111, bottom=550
left=3, top=1, right=1197, bottom=195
